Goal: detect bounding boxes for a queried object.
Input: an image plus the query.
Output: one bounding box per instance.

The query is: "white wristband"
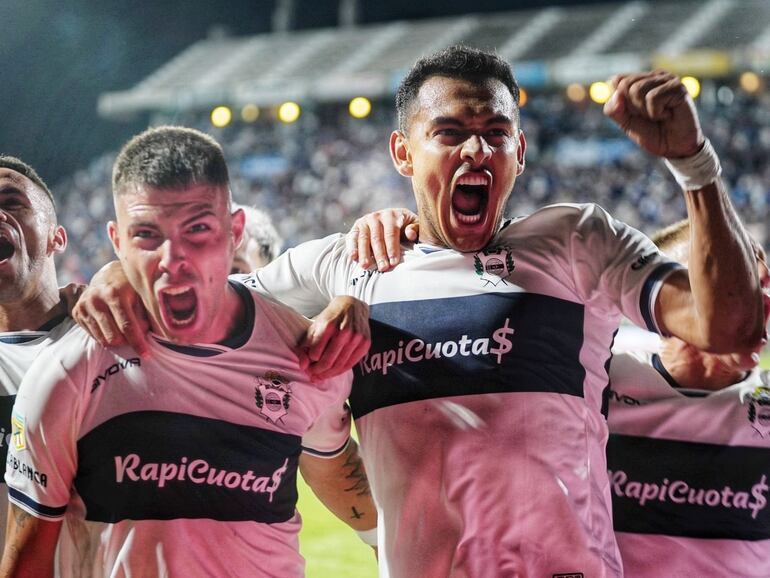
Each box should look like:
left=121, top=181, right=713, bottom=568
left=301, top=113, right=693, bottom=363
left=663, top=138, right=722, bottom=190
left=355, top=526, right=378, bottom=546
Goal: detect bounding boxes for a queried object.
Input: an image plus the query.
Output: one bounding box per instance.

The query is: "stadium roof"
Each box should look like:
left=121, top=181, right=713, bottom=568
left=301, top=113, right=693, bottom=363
left=99, top=0, right=770, bottom=118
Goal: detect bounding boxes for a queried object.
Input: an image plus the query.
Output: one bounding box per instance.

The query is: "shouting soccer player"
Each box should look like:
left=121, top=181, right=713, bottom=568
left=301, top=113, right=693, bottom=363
left=74, top=47, right=764, bottom=577
left=1, top=128, right=375, bottom=577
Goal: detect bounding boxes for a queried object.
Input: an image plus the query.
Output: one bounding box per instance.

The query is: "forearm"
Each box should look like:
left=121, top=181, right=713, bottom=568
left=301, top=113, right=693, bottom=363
left=0, top=504, right=59, bottom=578
left=299, top=439, right=377, bottom=531
left=683, top=179, right=763, bottom=350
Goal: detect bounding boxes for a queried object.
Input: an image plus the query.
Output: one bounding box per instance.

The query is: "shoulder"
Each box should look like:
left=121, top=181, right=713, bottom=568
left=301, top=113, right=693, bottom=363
left=243, top=283, right=311, bottom=344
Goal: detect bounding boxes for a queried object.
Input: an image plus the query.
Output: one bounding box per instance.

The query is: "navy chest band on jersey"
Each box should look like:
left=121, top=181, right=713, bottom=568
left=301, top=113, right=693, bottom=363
left=350, top=292, right=587, bottom=418
left=74, top=411, right=300, bottom=523
left=608, top=433, right=770, bottom=540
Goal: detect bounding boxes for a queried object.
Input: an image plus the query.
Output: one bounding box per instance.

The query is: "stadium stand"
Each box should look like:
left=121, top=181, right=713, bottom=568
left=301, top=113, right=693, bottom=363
left=55, top=0, right=770, bottom=283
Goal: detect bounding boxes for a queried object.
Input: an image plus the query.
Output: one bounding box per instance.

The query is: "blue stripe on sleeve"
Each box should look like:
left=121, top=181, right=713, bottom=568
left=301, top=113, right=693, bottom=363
left=301, top=438, right=350, bottom=459
left=8, top=487, right=67, bottom=519
left=639, top=262, right=684, bottom=334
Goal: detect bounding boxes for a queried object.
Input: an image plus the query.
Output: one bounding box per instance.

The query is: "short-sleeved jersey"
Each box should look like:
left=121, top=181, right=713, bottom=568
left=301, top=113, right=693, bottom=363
left=608, top=352, right=770, bottom=578
left=0, top=315, right=73, bottom=550
left=5, top=283, right=351, bottom=578
left=245, top=203, right=680, bottom=578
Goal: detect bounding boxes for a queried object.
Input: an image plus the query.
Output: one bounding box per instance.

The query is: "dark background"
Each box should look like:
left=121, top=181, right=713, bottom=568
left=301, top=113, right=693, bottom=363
left=0, top=0, right=611, bottom=185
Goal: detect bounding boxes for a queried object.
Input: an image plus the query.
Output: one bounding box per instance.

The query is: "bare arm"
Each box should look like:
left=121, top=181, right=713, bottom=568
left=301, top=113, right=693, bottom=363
left=0, top=504, right=61, bottom=577
left=605, top=71, right=764, bottom=352
left=299, top=439, right=377, bottom=538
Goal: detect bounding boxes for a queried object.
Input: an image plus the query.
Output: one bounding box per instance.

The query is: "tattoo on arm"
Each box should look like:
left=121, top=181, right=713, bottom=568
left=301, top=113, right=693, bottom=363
left=342, top=451, right=371, bottom=498
left=12, top=507, right=32, bottom=531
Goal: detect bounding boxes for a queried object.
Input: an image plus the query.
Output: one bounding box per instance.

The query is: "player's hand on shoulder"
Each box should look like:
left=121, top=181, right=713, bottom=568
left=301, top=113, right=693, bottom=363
left=300, top=296, right=371, bottom=380
left=72, top=260, right=151, bottom=358
left=346, top=208, right=418, bottom=272
left=603, top=70, right=704, bottom=159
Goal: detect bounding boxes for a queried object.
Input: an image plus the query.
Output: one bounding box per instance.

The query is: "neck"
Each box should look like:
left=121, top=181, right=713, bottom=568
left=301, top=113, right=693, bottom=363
left=0, top=280, right=63, bottom=332
left=658, top=339, right=747, bottom=391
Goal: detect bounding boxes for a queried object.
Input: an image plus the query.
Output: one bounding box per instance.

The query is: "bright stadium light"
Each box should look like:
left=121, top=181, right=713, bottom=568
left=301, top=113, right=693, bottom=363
left=518, top=87, right=528, bottom=108
left=349, top=97, right=372, bottom=119
left=681, top=76, right=701, bottom=98
left=589, top=81, right=612, bottom=104
left=566, top=83, right=586, bottom=103
left=740, top=71, right=762, bottom=93
left=278, top=101, right=301, bottom=124
left=210, top=106, right=233, bottom=128
left=241, top=104, right=260, bottom=123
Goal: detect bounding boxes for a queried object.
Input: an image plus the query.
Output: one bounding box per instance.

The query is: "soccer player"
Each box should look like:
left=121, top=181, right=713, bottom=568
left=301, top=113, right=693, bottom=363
left=1, top=127, right=376, bottom=577
left=230, top=204, right=283, bottom=274
left=607, top=220, right=770, bottom=577
left=73, top=47, right=765, bottom=577
left=0, top=157, right=71, bottom=553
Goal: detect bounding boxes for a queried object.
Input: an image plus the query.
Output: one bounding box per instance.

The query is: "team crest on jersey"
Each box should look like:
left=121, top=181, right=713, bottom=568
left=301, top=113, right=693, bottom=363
left=746, top=383, right=770, bottom=437
left=254, top=372, right=292, bottom=423
left=10, top=411, right=26, bottom=451
left=474, top=246, right=515, bottom=286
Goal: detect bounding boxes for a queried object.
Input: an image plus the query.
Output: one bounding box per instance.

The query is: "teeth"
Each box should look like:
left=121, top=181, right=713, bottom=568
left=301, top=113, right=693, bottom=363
left=455, top=173, right=490, bottom=187
left=162, top=286, right=192, bottom=296
left=456, top=213, right=482, bottom=224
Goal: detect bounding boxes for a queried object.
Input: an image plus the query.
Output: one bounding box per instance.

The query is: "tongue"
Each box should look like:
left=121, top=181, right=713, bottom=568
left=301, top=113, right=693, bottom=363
left=167, top=291, right=196, bottom=317
left=453, top=186, right=483, bottom=215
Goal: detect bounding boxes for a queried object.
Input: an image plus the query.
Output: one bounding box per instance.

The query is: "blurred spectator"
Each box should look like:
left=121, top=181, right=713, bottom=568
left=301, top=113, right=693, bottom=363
left=54, top=88, right=770, bottom=283
left=231, top=204, right=283, bottom=274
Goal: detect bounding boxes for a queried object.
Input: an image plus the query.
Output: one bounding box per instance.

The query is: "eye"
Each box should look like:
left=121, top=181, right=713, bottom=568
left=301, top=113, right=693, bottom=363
left=435, top=128, right=461, bottom=136
left=189, top=223, right=211, bottom=234
left=134, top=229, right=155, bottom=239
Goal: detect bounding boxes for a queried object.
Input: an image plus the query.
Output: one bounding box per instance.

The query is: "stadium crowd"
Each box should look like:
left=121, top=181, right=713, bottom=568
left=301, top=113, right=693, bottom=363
left=55, top=85, right=770, bottom=282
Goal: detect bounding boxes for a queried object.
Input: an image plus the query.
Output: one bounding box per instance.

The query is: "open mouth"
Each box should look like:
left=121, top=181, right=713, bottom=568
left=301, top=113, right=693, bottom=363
left=451, top=172, right=490, bottom=226
left=159, top=286, right=198, bottom=327
left=0, top=236, right=15, bottom=264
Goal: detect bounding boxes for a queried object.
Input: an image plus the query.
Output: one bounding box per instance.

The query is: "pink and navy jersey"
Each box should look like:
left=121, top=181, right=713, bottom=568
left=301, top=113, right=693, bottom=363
left=0, top=315, right=72, bottom=550
left=608, top=352, right=770, bottom=578
left=5, top=284, right=350, bottom=578
left=245, top=203, right=680, bottom=578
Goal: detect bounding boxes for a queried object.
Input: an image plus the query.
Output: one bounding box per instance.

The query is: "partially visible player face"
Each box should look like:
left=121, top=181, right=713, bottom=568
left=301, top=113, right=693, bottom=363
left=231, top=238, right=269, bottom=275
left=0, top=168, right=65, bottom=302
left=108, top=183, right=244, bottom=344
left=391, top=75, right=525, bottom=252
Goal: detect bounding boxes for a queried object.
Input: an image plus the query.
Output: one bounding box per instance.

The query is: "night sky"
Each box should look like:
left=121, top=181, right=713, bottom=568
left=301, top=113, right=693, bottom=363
left=0, top=0, right=610, bottom=185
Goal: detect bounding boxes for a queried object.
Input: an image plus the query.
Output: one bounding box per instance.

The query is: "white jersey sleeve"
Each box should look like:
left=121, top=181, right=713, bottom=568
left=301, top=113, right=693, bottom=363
left=5, top=327, right=91, bottom=520
left=560, top=203, right=681, bottom=334
left=240, top=234, right=353, bottom=318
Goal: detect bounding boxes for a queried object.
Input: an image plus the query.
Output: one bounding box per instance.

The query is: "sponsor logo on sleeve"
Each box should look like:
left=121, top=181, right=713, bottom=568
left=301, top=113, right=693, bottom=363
left=114, top=454, right=289, bottom=503
left=6, top=455, right=47, bottom=487
left=254, top=372, right=292, bottom=423
left=630, top=252, right=656, bottom=271
left=358, top=317, right=515, bottom=377
left=11, top=411, right=25, bottom=451
left=474, top=246, right=515, bottom=287
left=609, top=469, right=769, bottom=520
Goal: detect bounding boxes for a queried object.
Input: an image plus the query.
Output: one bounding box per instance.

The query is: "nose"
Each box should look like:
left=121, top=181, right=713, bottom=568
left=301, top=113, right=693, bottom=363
left=158, top=238, right=187, bottom=276
left=460, top=134, right=492, bottom=166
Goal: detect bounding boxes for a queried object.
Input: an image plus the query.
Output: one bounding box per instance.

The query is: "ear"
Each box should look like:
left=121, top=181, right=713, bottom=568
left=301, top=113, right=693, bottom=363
left=230, top=207, right=245, bottom=252
left=389, top=130, right=413, bottom=177
left=49, top=224, right=67, bottom=255
left=515, top=130, right=527, bottom=176
left=107, top=221, right=121, bottom=257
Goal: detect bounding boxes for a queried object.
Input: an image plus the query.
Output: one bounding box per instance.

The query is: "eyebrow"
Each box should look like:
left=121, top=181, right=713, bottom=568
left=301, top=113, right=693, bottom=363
left=430, top=114, right=514, bottom=127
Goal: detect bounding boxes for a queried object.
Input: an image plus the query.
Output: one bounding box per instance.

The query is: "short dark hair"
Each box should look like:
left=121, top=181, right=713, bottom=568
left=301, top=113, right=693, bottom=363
left=113, top=126, right=230, bottom=195
left=0, top=155, right=55, bottom=208
left=395, top=44, right=520, bottom=132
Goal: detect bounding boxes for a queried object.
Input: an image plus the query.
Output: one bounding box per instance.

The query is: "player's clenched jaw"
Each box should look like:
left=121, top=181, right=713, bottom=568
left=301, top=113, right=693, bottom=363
left=391, top=76, right=525, bottom=253
left=108, top=183, right=244, bottom=344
